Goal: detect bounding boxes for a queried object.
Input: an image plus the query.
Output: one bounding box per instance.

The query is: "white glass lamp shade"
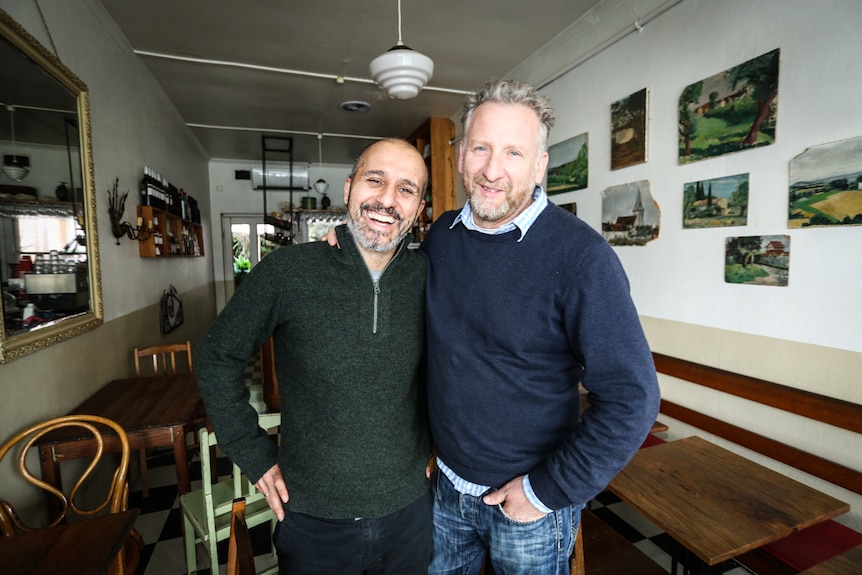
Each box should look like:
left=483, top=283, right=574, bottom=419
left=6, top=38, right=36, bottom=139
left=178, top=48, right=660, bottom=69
left=1, top=162, right=29, bottom=181
left=313, top=179, right=329, bottom=195
left=369, top=45, right=434, bottom=100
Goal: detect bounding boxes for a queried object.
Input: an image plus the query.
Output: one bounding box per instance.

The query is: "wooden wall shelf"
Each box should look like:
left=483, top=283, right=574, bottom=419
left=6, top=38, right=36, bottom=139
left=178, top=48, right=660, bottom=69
left=136, top=205, right=204, bottom=258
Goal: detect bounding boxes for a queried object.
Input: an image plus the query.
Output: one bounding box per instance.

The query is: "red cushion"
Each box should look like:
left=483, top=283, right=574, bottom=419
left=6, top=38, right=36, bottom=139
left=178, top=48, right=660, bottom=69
left=640, top=434, right=667, bottom=449
left=763, top=520, right=862, bottom=571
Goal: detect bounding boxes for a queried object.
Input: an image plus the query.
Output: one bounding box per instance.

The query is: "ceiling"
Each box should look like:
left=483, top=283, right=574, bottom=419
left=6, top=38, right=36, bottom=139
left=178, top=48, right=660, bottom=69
left=97, top=0, right=609, bottom=167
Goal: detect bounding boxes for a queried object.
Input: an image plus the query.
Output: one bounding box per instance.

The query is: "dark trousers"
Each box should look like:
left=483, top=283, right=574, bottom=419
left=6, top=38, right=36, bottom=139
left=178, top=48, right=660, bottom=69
left=273, top=491, right=432, bottom=575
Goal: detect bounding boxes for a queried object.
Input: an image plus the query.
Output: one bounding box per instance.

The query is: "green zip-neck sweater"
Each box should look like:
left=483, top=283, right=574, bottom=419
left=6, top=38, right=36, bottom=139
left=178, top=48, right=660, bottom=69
left=195, top=225, right=429, bottom=519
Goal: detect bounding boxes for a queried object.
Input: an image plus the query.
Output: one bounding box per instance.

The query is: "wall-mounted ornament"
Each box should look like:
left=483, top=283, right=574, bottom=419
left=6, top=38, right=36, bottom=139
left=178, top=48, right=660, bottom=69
left=725, top=235, right=789, bottom=286
left=601, top=180, right=660, bottom=246
left=678, top=48, right=779, bottom=164
left=160, top=284, right=184, bottom=334
left=788, top=134, right=862, bottom=228
left=546, top=132, right=588, bottom=195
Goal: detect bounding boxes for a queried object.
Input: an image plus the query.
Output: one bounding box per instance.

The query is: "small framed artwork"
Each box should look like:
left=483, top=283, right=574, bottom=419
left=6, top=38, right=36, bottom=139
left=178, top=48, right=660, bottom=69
left=683, top=173, right=749, bottom=228
left=547, top=132, right=588, bottom=195
left=789, top=135, right=862, bottom=228
left=611, top=88, right=648, bottom=170
left=679, top=48, right=779, bottom=164
left=724, top=234, right=789, bottom=286
left=601, top=180, right=660, bottom=246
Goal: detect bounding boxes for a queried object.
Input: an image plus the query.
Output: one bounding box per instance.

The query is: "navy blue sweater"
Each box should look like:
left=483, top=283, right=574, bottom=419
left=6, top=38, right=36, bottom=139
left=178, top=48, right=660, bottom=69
left=421, top=205, right=660, bottom=510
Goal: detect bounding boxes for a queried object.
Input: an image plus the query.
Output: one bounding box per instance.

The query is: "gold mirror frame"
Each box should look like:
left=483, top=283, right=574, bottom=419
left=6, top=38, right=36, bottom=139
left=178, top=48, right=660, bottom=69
left=0, top=8, right=102, bottom=363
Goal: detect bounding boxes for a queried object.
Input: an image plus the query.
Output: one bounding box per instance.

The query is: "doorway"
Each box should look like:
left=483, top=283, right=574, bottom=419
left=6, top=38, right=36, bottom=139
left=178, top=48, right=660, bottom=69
left=219, top=215, right=278, bottom=307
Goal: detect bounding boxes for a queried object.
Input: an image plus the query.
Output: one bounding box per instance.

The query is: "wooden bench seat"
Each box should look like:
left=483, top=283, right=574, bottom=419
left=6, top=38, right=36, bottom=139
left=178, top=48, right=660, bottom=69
left=797, top=544, right=862, bottom=575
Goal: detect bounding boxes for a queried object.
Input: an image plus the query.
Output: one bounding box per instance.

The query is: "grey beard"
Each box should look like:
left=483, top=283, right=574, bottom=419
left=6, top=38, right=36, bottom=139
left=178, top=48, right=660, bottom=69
left=469, top=193, right=511, bottom=223
left=346, top=216, right=405, bottom=253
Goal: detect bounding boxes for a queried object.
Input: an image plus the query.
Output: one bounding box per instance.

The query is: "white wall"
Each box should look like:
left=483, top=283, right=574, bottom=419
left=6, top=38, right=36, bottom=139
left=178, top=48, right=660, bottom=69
left=542, top=0, right=861, bottom=355
left=536, top=0, right=862, bottom=529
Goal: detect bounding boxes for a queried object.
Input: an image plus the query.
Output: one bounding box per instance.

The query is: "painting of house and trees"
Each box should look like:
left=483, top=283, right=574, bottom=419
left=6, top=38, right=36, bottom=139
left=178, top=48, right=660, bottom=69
left=725, top=234, right=790, bottom=286
left=788, top=135, right=862, bottom=228
left=601, top=180, right=660, bottom=246
left=547, top=132, right=588, bottom=195
left=678, top=48, right=779, bottom=164
left=683, top=173, right=749, bottom=228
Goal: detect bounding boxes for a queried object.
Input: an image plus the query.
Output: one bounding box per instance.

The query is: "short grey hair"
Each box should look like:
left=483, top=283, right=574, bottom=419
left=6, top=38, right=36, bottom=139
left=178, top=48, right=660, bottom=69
left=461, top=79, right=556, bottom=153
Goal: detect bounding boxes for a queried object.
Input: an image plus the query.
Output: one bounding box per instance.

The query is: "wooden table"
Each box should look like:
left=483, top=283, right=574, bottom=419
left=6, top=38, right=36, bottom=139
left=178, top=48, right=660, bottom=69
left=797, top=544, right=862, bottom=575
left=0, top=509, right=138, bottom=575
left=608, top=436, right=850, bottom=572
left=37, top=374, right=202, bottom=518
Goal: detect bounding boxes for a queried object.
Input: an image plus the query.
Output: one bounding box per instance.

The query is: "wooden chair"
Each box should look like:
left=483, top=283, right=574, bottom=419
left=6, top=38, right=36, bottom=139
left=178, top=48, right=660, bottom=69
left=180, top=412, right=281, bottom=574
left=134, top=340, right=194, bottom=377
left=133, top=340, right=201, bottom=496
left=0, top=414, right=143, bottom=575
left=227, top=498, right=256, bottom=575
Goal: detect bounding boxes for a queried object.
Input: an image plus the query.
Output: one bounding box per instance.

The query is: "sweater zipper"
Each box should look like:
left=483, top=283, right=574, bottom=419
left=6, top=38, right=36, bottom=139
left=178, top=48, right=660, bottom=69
left=371, top=245, right=402, bottom=334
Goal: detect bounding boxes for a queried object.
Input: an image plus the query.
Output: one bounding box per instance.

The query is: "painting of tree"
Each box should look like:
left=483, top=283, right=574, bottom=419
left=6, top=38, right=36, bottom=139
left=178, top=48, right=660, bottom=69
left=546, top=133, right=588, bottom=195
left=678, top=49, right=779, bottom=164
left=725, top=234, right=790, bottom=286
left=611, top=88, right=648, bottom=170
left=683, top=173, right=749, bottom=228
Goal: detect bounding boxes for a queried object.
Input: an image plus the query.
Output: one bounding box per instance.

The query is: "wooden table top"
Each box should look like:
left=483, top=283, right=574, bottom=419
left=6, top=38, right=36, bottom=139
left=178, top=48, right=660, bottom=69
left=608, top=435, right=850, bottom=566
left=37, top=374, right=201, bottom=444
left=797, top=544, right=862, bottom=575
left=0, top=509, right=138, bottom=575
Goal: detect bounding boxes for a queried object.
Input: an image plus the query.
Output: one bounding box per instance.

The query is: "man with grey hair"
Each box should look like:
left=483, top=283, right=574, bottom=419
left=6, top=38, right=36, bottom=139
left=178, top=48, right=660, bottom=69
left=422, top=79, right=660, bottom=574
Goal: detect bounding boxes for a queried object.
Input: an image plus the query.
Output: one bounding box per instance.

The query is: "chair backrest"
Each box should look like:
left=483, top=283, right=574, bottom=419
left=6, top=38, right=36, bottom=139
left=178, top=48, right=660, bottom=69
left=134, top=341, right=193, bottom=376
left=226, top=498, right=256, bottom=575
left=200, top=412, right=281, bottom=527
left=0, top=414, right=131, bottom=536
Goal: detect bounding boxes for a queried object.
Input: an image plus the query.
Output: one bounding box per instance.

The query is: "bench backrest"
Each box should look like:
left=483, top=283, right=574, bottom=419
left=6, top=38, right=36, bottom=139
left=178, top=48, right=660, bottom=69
left=653, top=353, right=862, bottom=497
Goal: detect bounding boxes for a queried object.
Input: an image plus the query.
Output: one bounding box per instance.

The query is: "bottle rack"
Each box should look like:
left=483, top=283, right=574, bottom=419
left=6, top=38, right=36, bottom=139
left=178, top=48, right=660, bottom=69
left=136, top=205, right=204, bottom=258
left=137, top=166, right=204, bottom=258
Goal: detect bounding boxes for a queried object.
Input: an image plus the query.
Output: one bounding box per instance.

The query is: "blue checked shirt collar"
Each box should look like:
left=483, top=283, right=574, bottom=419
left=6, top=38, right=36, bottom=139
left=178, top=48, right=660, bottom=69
left=450, top=185, right=547, bottom=242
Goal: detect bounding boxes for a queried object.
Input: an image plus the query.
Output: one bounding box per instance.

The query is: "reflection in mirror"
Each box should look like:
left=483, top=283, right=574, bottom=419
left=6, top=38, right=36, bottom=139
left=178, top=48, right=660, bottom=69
left=0, top=8, right=102, bottom=363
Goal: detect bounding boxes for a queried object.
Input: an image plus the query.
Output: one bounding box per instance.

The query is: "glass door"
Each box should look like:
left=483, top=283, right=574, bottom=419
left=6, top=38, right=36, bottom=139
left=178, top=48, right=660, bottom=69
left=220, top=215, right=279, bottom=305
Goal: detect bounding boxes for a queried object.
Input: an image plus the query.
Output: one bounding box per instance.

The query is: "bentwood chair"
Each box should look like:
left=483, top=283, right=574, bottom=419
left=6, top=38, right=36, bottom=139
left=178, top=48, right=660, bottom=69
left=227, top=498, right=257, bottom=575
left=0, top=414, right=143, bottom=575
left=133, top=340, right=203, bottom=496
left=180, top=412, right=281, bottom=574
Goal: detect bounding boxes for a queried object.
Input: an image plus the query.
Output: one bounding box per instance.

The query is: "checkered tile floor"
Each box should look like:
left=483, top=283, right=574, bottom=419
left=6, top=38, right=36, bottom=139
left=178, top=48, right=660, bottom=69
left=128, top=356, right=752, bottom=574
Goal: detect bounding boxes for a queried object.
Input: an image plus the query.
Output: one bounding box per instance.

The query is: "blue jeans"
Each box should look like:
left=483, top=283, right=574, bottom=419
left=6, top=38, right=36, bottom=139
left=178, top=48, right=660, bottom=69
left=429, top=469, right=582, bottom=575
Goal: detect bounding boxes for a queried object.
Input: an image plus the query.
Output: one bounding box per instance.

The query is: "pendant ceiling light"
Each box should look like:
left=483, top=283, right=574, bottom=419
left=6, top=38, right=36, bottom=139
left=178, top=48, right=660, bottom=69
left=313, top=134, right=329, bottom=195
left=2, top=105, right=30, bottom=182
left=369, top=0, right=434, bottom=100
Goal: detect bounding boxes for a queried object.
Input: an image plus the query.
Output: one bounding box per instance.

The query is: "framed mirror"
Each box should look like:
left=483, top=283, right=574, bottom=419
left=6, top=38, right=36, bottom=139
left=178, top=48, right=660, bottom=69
left=0, top=8, right=102, bottom=363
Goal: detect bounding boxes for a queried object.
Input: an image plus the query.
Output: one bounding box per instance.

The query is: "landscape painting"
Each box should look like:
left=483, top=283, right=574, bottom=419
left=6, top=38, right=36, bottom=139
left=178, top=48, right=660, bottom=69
left=725, top=234, right=790, bottom=286
left=788, top=135, right=862, bottom=228
left=683, top=173, right=749, bottom=228
left=611, top=88, right=648, bottom=170
left=679, top=48, right=779, bottom=164
left=601, top=180, right=660, bottom=246
left=547, top=132, right=588, bottom=195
